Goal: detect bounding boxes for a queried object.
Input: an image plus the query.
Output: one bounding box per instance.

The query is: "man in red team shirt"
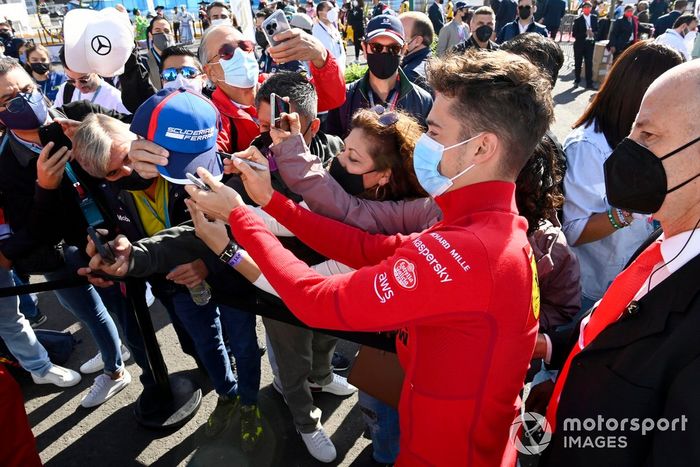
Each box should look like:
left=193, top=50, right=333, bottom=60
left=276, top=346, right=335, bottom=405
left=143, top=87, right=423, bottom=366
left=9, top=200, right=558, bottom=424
left=181, top=51, right=553, bottom=465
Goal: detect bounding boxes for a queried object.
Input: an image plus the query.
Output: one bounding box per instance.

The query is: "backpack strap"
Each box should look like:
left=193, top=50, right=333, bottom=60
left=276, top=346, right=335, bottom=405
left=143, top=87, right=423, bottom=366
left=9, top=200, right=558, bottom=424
left=62, top=82, right=75, bottom=105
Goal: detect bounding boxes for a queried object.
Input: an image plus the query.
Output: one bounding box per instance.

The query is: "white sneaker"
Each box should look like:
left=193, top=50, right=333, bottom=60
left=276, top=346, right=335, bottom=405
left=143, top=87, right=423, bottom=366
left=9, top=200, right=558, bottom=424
left=80, top=345, right=131, bottom=374
left=32, top=364, right=81, bottom=387
left=80, top=370, right=132, bottom=408
left=300, top=427, right=337, bottom=463
left=309, top=373, right=358, bottom=397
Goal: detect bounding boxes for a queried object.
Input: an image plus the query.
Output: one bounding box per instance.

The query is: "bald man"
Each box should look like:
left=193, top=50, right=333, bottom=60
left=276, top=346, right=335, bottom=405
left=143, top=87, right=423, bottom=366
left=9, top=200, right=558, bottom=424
left=540, top=60, right=700, bottom=466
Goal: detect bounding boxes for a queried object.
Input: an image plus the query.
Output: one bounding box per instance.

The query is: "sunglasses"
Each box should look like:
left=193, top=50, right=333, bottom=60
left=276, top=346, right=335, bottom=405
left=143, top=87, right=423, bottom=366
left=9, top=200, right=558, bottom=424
left=366, top=42, right=402, bottom=55
left=66, top=76, right=92, bottom=85
left=370, top=105, right=399, bottom=126
left=3, top=91, right=41, bottom=113
left=161, top=66, right=201, bottom=81
left=208, top=41, right=255, bottom=63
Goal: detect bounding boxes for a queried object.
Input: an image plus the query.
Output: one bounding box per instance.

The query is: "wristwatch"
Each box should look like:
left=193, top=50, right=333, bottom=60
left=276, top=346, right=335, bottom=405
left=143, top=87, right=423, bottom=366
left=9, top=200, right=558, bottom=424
left=218, top=241, right=240, bottom=263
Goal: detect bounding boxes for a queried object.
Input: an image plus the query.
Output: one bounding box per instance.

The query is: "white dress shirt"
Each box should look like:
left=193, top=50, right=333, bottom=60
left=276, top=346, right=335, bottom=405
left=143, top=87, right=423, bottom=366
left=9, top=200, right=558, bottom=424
left=655, top=29, right=692, bottom=61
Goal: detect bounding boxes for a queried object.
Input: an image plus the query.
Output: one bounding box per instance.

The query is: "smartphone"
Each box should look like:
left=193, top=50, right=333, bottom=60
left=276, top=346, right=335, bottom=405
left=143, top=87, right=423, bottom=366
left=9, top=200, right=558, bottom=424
left=270, top=92, right=290, bottom=130
left=186, top=172, right=211, bottom=191
left=38, top=122, right=72, bottom=157
left=261, top=9, right=292, bottom=47
left=217, top=151, right=269, bottom=171
left=86, top=227, right=116, bottom=265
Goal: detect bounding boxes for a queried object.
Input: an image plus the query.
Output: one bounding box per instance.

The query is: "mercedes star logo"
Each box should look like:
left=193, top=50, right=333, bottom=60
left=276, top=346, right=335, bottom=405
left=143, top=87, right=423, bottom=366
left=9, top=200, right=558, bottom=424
left=91, top=35, right=112, bottom=56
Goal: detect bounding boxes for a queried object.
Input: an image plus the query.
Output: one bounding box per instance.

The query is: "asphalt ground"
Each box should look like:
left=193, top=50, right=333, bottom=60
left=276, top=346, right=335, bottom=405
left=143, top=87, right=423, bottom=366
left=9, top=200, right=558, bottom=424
left=17, top=40, right=599, bottom=467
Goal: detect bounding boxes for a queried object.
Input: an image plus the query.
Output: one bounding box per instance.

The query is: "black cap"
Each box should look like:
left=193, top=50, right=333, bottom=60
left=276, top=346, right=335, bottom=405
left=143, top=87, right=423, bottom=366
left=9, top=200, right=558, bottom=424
left=155, top=5, right=165, bottom=10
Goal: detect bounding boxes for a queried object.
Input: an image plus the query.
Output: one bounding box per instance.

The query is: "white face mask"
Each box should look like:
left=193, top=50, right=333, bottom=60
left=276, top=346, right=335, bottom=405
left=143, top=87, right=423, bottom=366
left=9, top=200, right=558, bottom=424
left=210, top=18, right=229, bottom=27
left=327, top=8, right=339, bottom=23
left=163, top=74, right=204, bottom=94
left=413, top=132, right=483, bottom=197
left=219, top=47, right=259, bottom=89
left=684, top=29, right=697, bottom=48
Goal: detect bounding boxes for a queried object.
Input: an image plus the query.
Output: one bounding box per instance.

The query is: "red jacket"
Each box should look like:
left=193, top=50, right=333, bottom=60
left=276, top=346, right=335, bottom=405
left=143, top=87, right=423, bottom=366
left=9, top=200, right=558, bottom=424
left=0, top=364, right=42, bottom=467
left=213, top=52, right=346, bottom=153
left=229, top=181, right=539, bottom=466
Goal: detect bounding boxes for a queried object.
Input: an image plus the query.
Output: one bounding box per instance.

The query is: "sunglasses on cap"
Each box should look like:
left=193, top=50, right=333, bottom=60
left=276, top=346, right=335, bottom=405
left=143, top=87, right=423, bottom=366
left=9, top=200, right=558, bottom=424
left=208, top=40, right=255, bottom=63
left=3, top=91, right=42, bottom=113
left=66, top=76, right=92, bottom=85
left=161, top=66, right=201, bottom=81
left=370, top=105, right=399, bottom=126
left=366, top=42, right=403, bottom=55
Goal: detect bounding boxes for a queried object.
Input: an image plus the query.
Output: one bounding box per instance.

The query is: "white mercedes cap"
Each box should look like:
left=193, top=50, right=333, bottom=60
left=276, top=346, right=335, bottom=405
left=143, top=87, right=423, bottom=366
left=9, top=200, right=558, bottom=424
left=63, top=7, right=134, bottom=77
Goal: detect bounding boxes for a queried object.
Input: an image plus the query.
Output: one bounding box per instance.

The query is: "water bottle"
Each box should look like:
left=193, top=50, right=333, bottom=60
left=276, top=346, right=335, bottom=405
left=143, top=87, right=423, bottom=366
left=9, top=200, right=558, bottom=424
left=189, top=281, right=212, bottom=306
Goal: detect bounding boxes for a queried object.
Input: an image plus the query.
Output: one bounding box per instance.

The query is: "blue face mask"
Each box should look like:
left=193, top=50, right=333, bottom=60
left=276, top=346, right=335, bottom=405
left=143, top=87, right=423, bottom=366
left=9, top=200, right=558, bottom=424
left=220, top=47, right=259, bottom=89
left=413, top=132, right=483, bottom=197
left=0, top=88, right=49, bottom=130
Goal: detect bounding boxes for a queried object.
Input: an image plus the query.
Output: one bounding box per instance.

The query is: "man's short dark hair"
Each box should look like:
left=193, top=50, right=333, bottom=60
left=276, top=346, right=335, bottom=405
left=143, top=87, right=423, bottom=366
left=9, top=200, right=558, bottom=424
left=500, top=33, right=564, bottom=87
left=58, top=45, right=67, bottom=68
left=255, top=71, right=318, bottom=121
left=256, top=8, right=273, bottom=19
left=674, top=0, right=688, bottom=11
left=160, top=45, right=203, bottom=71
left=673, top=13, right=697, bottom=28
left=207, top=1, right=231, bottom=14
left=428, top=50, right=554, bottom=177
left=581, top=1, right=592, bottom=7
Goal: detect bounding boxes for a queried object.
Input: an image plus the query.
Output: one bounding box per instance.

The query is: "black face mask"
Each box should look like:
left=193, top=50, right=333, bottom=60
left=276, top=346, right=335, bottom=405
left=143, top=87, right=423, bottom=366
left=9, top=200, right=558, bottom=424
left=475, top=24, right=493, bottom=42
left=366, top=52, right=401, bottom=80
left=518, top=5, right=532, bottom=20
left=30, top=62, right=50, bottom=74
left=604, top=136, right=700, bottom=214
left=252, top=130, right=273, bottom=154
left=255, top=29, right=268, bottom=48
left=0, top=31, right=11, bottom=41
left=113, top=171, right=156, bottom=191
left=329, top=157, right=373, bottom=195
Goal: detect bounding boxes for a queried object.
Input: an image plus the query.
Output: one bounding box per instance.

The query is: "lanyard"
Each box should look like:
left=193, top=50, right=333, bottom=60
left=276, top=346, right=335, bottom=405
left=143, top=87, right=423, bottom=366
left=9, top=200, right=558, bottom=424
left=135, top=182, right=171, bottom=229
left=65, top=162, right=105, bottom=227
left=368, top=75, right=401, bottom=110
left=78, top=85, right=101, bottom=104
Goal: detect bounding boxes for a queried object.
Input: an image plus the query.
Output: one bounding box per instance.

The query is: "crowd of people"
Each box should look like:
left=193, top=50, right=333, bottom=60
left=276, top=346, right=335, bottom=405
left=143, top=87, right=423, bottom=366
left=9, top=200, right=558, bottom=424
left=0, top=0, right=699, bottom=466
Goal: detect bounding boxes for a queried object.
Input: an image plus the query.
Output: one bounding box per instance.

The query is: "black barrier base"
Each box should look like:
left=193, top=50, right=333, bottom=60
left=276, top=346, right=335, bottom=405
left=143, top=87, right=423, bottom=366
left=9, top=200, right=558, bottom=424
left=134, top=374, right=202, bottom=429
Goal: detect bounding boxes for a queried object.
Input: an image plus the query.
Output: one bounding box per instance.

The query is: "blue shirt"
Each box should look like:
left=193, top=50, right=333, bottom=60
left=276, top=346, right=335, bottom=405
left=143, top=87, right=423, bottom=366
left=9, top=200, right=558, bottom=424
left=36, top=71, right=66, bottom=103
left=562, top=121, right=655, bottom=301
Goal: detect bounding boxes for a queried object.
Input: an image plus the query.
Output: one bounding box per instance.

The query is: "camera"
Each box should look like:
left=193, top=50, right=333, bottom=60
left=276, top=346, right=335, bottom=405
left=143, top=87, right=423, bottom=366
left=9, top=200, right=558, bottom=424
left=265, top=21, right=277, bottom=36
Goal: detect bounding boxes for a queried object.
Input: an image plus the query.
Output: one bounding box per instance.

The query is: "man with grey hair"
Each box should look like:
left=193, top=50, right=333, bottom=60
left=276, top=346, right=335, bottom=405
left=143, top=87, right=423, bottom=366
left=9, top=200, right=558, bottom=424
left=0, top=57, right=135, bottom=406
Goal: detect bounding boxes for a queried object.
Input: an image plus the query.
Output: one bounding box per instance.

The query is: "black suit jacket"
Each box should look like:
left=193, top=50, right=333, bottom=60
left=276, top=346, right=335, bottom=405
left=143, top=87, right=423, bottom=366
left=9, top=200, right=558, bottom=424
left=572, top=14, right=598, bottom=44
left=654, top=10, right=680, bottom=37
left=541, top=252, right=700, bottom=467
left=428, top=2, right=444, bottom=34
left=608, top=16, right=636, bottom=51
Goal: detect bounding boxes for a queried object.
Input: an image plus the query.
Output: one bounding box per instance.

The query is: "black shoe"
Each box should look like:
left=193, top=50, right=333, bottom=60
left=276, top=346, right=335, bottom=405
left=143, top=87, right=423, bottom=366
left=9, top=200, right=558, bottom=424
left=573, top=80, right=580, bottom=87
left=586, top=83, right=598, bottom=90
left=240, top=404, right=263, bottom=452
left=205, top=395, right=240, bottom=438
left=331, top=352, right=350, bottom=372
left=28, top=310, right=47, bottom=328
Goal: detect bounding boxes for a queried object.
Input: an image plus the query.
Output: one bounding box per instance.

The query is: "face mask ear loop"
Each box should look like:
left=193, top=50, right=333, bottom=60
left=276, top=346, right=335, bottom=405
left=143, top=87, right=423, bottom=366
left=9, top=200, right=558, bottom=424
left=659, top=134, right=700, bottom=161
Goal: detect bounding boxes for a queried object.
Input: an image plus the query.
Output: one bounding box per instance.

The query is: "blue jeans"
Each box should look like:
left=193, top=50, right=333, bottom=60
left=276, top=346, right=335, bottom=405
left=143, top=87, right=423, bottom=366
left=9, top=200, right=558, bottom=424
left=0, top=268, right=52, bottom=376
left=168, top=291, right=238, bottom=399
left=51, top=246, right=123, bottom=375
left=219, top=304, right=260, bottom=405
left=358, top=391, right=400, bottom=464
left=13, top=272, right=39, bottom=320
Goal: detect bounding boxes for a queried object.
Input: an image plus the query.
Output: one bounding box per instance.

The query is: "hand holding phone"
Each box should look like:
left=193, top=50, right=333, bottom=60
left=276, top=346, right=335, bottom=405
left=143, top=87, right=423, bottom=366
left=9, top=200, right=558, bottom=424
left=270, top=92, right=291, bottom=130
left=87, top=227, right=116, bottom=265
left=261, top=10, right=292, bottom=47
left=186, top=172, right=212, bottom=191
left=38, top=122, right=72, bottom=158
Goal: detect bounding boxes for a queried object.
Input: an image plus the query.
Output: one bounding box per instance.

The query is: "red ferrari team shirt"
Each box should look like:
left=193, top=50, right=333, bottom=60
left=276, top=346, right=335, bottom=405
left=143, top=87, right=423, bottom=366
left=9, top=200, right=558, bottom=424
left=229, top=181, right=539, bottom=466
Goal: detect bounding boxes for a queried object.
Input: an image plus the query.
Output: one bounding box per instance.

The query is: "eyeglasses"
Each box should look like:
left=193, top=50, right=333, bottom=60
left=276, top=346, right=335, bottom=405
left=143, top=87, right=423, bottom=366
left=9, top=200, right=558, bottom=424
left=208, top=41, right=255, bottom=63
left=370, top=105, right=399, bottom=126
left=2, top=91, right=41, bottom=113
left=366, top=42, right=403, bottom=56
left=161, top=66, right=201, bottom=81
left=66, top=76, right=92, bottom=85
